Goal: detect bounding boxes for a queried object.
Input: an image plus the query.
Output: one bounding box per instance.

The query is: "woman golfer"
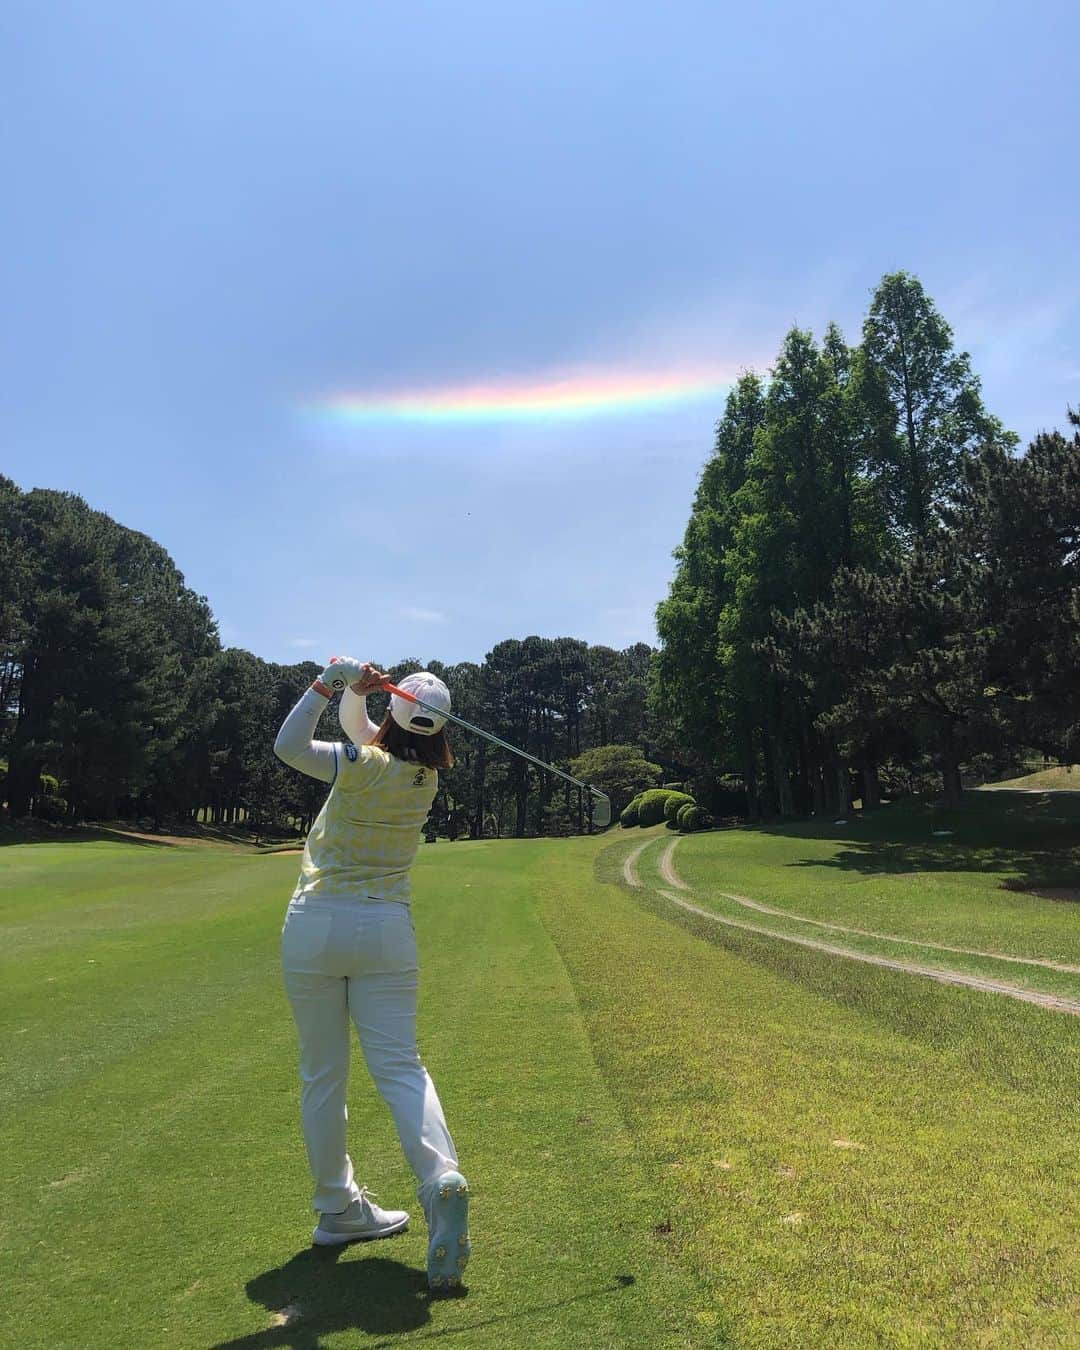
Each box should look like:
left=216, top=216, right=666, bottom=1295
left=274, top=657, right=470, bottom=1291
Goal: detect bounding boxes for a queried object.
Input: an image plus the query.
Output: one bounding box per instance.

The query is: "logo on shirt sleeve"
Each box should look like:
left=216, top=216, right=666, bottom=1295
left=345, top=743, right=358, bottom=762
left=412, top=768, right=427, bottom=786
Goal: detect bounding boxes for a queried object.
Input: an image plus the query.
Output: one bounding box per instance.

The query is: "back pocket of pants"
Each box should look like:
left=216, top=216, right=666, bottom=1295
left=281, top=908, right=334, bottom=966
left=379, top=909, right=419, bottom=974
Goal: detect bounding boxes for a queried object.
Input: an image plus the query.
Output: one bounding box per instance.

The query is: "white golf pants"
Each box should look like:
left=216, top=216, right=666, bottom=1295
left=281, top=896, right=458, bottom=1214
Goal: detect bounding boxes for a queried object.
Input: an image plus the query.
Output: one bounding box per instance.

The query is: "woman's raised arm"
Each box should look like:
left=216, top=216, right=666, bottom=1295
left=339, top=685, right=382, bottom=746
left=273, top=685, right=339, bottom=784
left=274, top=658, right=389, bottom=783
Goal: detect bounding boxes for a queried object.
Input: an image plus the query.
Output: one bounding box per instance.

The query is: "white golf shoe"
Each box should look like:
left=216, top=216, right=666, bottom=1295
left=312, top=1187, right=410, bottom=1246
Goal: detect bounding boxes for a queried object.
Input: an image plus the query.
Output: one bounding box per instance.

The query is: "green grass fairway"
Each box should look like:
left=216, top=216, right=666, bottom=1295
left=2, top=795, right=1078, bottom=1347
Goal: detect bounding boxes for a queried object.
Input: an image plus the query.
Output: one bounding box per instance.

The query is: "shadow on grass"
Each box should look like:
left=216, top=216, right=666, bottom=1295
left=0, top=820, right=300, bottom=850
left=708, top=793, right=1080, bottom=890
left=213, top=1247, right=638, bottom=1349
left=212, top=1249, right=431, bottom=1348
left=783, top=840, right=1080, bottom=886
left=0, top=822, right=174, bottom=848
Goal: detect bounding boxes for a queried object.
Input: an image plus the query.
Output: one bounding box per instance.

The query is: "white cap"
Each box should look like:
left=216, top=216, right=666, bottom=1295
left=390, top=672, right=451, bottom=736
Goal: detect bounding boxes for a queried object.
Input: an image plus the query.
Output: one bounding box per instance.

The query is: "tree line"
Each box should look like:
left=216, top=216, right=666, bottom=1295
left=5, top=270, right=1075, bottom=835
left=0, top=483, right=675, bottom=835
left=653, top=271, right=1080, bottom=818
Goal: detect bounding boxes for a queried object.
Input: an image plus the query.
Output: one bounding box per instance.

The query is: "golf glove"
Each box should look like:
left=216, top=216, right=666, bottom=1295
left=318, top=657, right=365, bottom=693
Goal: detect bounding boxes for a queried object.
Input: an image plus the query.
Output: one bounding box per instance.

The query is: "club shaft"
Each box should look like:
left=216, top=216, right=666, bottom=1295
left=384, top=683, right=609, bottom=806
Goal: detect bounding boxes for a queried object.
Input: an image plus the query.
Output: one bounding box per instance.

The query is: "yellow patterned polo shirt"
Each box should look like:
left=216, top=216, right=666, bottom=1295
left=291, top=743, right=438, bottom=904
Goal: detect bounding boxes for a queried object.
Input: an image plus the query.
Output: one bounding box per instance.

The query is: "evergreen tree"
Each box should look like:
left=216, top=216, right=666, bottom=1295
left=942, top=408, right=1080, bottom=760
left=718, top=328, right=868, bottom=816
left=0, top=477, right=33, bottom=754
left=860, top=271, right=1017, bottom=543
left=653, top=372, right=766, bottom=778
left=567, top=743, right=662, bottom=814
left=782, top=410, right=1080, bottom=807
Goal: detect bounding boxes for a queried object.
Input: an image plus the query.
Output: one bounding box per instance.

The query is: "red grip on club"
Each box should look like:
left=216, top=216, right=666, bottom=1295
left=381, top=682, right=417, bottom=702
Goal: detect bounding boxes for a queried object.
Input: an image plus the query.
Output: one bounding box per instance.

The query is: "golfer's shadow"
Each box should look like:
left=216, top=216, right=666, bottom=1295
left=212, top=1245, right=441, bottom=1349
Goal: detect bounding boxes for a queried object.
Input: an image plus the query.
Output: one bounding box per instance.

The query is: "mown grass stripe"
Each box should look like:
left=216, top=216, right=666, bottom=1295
left=660, top=836, right=1080, bottom=974
left=669, top=795, right=1080, bottom=967
left=658, top=889, right=1080, bottom=1015
left=625, top=831, right=1080, bottom=1005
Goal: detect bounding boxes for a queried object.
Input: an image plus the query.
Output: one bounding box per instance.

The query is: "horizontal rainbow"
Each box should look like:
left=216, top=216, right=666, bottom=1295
left=304, top=366, right=736, bottom=424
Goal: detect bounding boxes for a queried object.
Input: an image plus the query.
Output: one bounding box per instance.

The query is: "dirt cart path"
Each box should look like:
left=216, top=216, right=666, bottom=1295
left=656, top=840, right=1080, bottom=976
left=615, top=835, right=1080, bottom=1017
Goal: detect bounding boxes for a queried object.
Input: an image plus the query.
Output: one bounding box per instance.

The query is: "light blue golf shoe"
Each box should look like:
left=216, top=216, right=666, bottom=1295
left=419, top=1170, right=471, bottom=1291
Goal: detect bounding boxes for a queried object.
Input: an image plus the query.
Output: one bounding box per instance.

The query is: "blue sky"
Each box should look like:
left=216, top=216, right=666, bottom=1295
left=2, top=1, right=1077, bottom=668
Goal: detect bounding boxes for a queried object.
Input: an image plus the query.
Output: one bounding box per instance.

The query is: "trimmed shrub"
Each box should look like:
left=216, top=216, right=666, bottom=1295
left=663, top=792, right=695, bottom=826
left=620, top=794, right=644, bottom=828
left=679, top=804, right=713, bottom=832
left=636, top=789, right=679, bottom=827
left=675, top=802, right=696, bottom=830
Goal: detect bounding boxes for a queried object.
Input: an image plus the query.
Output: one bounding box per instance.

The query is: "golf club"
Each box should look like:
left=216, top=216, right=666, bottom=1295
left=381, top=680, right=612, bottom=830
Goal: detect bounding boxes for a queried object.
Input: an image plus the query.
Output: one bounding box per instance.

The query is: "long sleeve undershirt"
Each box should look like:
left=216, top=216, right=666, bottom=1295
left=273, top=688, right=380, bottom=784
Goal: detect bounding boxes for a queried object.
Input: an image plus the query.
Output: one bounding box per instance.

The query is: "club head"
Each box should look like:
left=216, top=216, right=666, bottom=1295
left=589, top=793, right=612, bottom=830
